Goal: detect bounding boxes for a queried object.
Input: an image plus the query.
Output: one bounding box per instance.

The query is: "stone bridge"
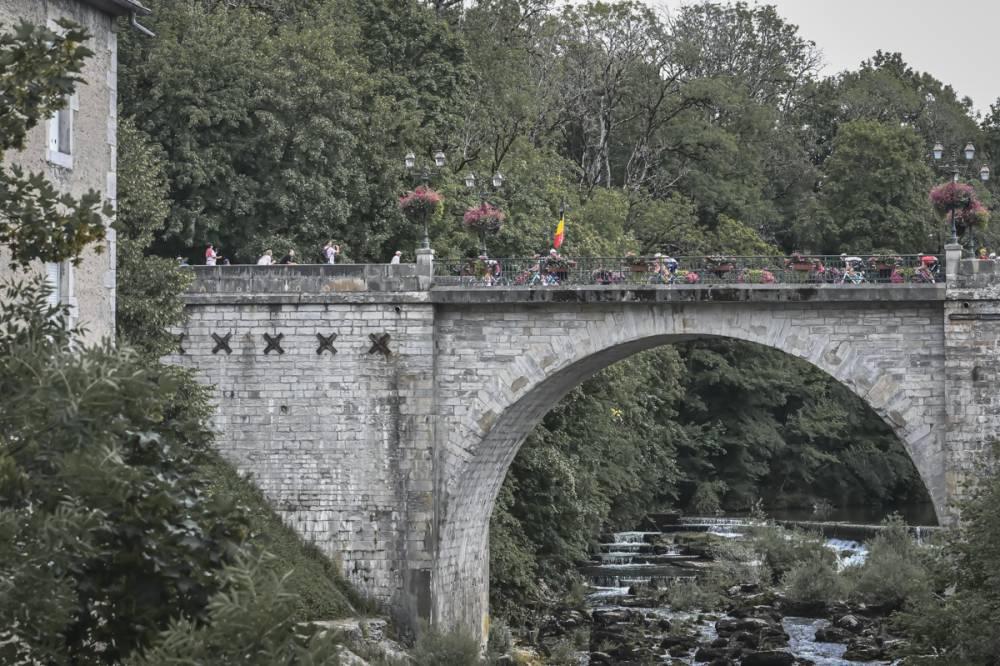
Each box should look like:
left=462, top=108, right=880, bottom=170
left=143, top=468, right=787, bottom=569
left=169, top=248, right=1000, bottom=640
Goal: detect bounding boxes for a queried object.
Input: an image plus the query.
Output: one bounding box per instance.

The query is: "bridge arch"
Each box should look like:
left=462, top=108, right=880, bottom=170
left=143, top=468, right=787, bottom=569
left=431, top=298, right=946, bottom=635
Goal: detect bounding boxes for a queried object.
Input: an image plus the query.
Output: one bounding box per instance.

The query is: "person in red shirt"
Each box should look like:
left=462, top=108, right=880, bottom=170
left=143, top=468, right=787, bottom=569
left=205, top=244, right=218, bottom=266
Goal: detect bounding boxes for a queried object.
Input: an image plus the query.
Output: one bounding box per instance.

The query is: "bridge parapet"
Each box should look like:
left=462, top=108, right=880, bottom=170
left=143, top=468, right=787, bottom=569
left=184, top=263, right=428, bottom=304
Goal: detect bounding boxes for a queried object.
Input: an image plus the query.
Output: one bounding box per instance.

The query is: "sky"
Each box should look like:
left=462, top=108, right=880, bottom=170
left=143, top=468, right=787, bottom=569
left=642, top=0, right=1000, bottom=114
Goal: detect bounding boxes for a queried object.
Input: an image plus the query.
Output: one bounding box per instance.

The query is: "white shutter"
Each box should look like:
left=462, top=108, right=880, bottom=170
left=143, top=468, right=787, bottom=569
left=48, top=116, right=59, bottom=153
left=45, top=262, right=62, bottom=307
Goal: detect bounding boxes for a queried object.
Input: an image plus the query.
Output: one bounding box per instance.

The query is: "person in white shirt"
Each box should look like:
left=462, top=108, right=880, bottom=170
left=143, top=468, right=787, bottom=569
left=323, top=241, right=339, bottom=264
left=257, top=249, right=273, bottom=265
left=390, top=250, right=402, bottom=264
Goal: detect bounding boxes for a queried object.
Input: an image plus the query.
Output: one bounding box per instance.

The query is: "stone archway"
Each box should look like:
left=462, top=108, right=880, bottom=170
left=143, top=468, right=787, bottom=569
left=430, top=299, right=946, bottom=639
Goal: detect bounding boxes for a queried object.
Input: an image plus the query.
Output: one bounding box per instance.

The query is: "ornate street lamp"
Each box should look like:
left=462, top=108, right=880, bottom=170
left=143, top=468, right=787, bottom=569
left=931, top=141, right=990, bottom=247
left=403, top=150, right=446, bottom=248
left=463, top=171, right=506, bottom=255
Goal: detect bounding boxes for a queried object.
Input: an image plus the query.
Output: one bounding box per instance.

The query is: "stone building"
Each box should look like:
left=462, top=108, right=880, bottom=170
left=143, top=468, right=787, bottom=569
left=0, top=0, right=151, bottom=344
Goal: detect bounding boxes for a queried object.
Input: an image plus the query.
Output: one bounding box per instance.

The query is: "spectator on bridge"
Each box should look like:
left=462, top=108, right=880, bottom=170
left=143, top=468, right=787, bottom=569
left=390, top=250, right=402, bottom=265
left=205, top=244, right=218, bottom=266
left=979, top=248, right=990, bottom=261
left=323, top=241, right=339, bottom=264
left=257, top=249, right=274, bottom=265
left=279, top=249, right=297, bottom=265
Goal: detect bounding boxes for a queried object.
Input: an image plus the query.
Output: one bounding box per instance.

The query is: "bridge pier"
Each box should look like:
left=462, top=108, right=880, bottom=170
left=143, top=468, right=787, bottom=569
left=172, top=259, right=1000, bottom=643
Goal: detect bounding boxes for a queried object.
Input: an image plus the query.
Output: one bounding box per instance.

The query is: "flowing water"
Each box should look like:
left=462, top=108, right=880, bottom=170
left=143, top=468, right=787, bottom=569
left=580, top=517, right=902, bottom=665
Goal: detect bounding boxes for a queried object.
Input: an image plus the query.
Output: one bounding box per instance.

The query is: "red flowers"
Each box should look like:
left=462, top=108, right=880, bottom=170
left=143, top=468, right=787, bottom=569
left=399, top=186, right=443, bottom=220
left=929, top=181, right=989, bottom=228
left=462, top=202, right=505, bottom=235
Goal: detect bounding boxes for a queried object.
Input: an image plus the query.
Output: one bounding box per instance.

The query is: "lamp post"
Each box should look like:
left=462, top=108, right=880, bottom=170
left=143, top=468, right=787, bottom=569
left=404, top=150, right=446, bottom=249
left=931, top=141, right=990, bottom=248
left=464, top=171, right=505, bottom=255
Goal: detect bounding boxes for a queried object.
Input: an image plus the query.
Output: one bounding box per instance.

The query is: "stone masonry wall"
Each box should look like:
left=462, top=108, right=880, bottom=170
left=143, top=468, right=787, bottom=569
left=944, top=260, right=1000, bottom=504
left=429, top=294, right=948, bottom=639
left=168, top=291, right=438, bottom=626
left=178, top=273, right=996, bottom=643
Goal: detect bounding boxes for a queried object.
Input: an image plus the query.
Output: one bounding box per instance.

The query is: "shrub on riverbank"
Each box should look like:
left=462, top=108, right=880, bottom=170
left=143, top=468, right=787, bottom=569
left=892, top=466, right=1000, bottom=664
left=846, top=516, right=931, bottom=611
left=749, top=524, right=835, bottom=582
left=782, top=550, right=847, bottom=604
left=200, top=456, right=366, bottom=621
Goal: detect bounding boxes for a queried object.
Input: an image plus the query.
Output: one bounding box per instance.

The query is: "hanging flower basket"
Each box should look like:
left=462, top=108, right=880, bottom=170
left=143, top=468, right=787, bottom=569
left=785, top=252, right=815, bottom=271
left=677, top=269, right=700, bottom=284
left=705, top=255, right=736, bottom=276
left=399, top=186, right=443, bottom=221
left=954, top=201, right=990, bottom=229
left=930, top=182, right=976, bottom=215
left=462, top=202, right=505, bottom=236
left=739, top=268, right=777, bottom=284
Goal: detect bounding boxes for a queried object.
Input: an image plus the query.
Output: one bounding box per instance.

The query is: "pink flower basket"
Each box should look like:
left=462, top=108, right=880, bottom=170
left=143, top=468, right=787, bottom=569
left=399, top=186, right=443, bottom=220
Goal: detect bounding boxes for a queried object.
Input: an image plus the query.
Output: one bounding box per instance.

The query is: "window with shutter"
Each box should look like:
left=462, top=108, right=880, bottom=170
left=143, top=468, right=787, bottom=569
left=45, top=262, right=62, bottom=308
left=46, top=96, right=73, bottom=169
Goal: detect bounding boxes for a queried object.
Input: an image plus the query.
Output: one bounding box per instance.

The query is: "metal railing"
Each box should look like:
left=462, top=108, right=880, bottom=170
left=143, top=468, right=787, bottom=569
left=433, top=255, right=944, bottom=287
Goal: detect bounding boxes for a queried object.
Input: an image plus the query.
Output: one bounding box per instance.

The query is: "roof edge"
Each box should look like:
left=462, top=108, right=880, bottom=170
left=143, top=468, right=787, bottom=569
left=79, top=0, right=152, bottom=17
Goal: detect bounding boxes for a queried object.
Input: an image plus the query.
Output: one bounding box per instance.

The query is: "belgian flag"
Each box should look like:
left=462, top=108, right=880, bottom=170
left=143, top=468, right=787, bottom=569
left=553, top=202, right=565, bottom=249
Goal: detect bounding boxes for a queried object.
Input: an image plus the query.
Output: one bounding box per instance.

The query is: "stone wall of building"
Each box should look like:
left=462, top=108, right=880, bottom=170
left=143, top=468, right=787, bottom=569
left=0, top=0, right=118, bottom=343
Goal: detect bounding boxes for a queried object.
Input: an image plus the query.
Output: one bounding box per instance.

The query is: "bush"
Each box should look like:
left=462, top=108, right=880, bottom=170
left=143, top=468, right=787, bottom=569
left=660, top=579, right=722, bottom=611
left=199, top=456, right=365, bottom=621
left=411, top=625, right=482, bottom=666
left=782, top=550, right=847, bottom=604
left=847, top=516, right=930, bottom=610
left=748, top=523, right=834, bottom=582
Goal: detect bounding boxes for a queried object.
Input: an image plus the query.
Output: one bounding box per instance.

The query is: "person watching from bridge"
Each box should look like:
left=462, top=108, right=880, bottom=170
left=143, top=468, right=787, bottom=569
left=279, top=249, right=297, bottom=265
left=257, top=249, right=273, bottom=266
left=323, top=241, right=339, bottom=264
left=390, top=250, right=402, bottom=265
left=205, top=244, right=218, bottom=266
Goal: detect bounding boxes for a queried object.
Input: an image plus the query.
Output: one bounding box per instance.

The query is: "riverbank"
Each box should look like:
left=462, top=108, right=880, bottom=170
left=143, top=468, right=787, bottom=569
left=503, top=515, right=936, bottom=665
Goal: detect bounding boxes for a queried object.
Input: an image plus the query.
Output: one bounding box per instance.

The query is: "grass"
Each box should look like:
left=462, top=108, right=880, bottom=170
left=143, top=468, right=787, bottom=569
left=198, top=454, right=370, bottom=621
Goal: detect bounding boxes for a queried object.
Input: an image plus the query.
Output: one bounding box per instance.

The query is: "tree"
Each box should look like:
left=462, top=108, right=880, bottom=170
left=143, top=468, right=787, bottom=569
left=795, top=120, right=935, bottom=253
left=116, top=118, right=193, bottom=357
left=0, top=19, right=342, bottom=663
left=0, top=19, right=111, bottom=268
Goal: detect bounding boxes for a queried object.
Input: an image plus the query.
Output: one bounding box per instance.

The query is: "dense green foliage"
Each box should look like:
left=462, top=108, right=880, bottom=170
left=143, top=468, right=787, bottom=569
left=0, top=21, right=355, bottom=662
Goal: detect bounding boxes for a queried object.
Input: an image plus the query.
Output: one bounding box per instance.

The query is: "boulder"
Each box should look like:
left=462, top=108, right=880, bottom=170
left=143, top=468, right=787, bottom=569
left=833, top=613, right=870, bottom=633
left=815, top=626, right=854, bottom=643
left=694, top=646, right=727, bottom=662
left=668, top=643, right=692, bottom=657
left=731, top=631, right=759, bottom=649
left=843, top=637, right=887, bottom=661
left=740, top=650, right=797, bottom=666
left=715, top=616, right=772, bottom=635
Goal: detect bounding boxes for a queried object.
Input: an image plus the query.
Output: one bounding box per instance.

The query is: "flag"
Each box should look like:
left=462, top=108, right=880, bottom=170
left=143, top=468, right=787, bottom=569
left=553, top=203, right=565, bottom=249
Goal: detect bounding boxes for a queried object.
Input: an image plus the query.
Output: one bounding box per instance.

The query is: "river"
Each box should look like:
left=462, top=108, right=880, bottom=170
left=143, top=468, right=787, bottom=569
left=578, top=516, right=921, bottom=665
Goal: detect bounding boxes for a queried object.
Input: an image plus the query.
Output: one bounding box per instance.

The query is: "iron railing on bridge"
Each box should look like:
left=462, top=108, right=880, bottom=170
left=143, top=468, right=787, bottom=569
left=433, top=254, right=944, bottom=287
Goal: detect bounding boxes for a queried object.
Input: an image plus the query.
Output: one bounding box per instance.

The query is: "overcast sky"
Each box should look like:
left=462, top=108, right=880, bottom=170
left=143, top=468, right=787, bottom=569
left=637, top=0, right=1000, bottom=114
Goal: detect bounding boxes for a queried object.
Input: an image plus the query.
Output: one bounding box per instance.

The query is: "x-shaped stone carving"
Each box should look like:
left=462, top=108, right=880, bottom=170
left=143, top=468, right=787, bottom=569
left=211, top=332, right=232, bottom=355
left=316, top=332, right=338, bottom=356
left=368, top=332, right=392, bottom=358
left=263, top=332, right=285, bottom=355
left=176, top=333, right=186, bottom=355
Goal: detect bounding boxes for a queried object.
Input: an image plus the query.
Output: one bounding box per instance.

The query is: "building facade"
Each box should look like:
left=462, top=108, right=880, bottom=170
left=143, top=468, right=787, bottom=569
left=0, top=0, right=150, bottom=344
